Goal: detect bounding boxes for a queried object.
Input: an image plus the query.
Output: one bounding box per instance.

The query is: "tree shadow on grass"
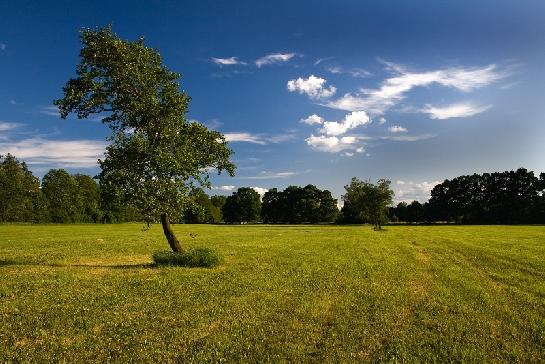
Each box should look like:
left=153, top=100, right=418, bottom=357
left=0, top=258, right=21, bottom=266
left=0, top=258, right=155, bottom=269
left=49, top=263, right=156, bottom=269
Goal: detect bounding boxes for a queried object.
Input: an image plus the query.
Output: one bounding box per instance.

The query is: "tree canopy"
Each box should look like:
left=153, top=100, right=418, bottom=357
left=341, top=178, right=394, bottom=230
left=261, top=185, right=338, bottom=223
left=54, top=26, right=235, bottom=251
left=223, top=188, right=262, bottom=223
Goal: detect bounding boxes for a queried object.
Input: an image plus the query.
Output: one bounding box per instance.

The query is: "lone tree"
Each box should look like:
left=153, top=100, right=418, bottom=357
left=342, top=178, right=394, bottom=230
left=55, top=27, right=235, bottom=251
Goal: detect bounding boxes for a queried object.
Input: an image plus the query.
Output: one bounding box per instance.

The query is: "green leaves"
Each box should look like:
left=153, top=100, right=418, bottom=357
left=55, top=27, right=235, bottom=224
left=341, top=178, right=394, bottom=229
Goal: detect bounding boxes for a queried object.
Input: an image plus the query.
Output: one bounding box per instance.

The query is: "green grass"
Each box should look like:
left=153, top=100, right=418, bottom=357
left=1, top=224, right=544, bottom=362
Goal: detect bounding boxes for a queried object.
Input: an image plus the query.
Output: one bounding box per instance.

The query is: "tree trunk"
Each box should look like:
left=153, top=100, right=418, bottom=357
left=160, top=213, right=183, bottom=252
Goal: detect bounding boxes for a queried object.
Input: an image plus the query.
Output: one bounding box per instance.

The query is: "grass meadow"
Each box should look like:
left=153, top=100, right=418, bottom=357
left=1, top=224, right=544, bottom=362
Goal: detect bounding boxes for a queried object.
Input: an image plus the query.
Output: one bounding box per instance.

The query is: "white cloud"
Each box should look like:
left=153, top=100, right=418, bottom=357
left=224, top=131, right=295, bottom=145
left=211, top=57, right=247, bottom=66
left=314, top=57, right=334, bottom=66
left=388, top=125, right=408, bottom=133
left=421, top=103, right=492, bottom=119
left=9, top=100, right=16, bottom=105
left=40, top=106, right=60, bottom=117
left=251, top=186, right=269, bottom=196
left=325, top=62, right=509, bottom=114
left=287, top=75, right=337, bottom=99
left=305, top=135, right=361, bottom=153
left=350, top=68, right=372, bottom=78
left=224, top=132, right=266, bottom=145
left=0, top=138, right=106, bottom=168
left=327, top=66, right=343, bottom=74
left=211, top=185, right=235, bottom=191
left=238, top=171, right=298, bottom=180
left=380, top=134, right=436, bottom=142
left=0, top=121, right=21, bottom=131
left=326, top=66, right=371, bottom=78
left=268, top=134, right=296, bottom=143
left=256, top=53, right=296, bottom=67
left=378, top=117, right=386, bottom=125
left=300, top=114, right=324, bottom=125
left=394, top=180, right=442, bottom=203
left=319, top=111, right=370, bottom=136
left=0, top=43, right=6, bottom=51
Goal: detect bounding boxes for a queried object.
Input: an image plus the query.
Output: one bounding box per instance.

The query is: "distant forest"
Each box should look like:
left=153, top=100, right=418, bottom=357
left=1, top=154, right=544, bottom=224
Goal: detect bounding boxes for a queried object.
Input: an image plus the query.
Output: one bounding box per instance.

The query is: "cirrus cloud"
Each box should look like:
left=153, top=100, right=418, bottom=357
left=256, top=52, right=296, bottom=67
left=325, top=62, right=510, bottom=115
left=421, top=103, right=492, bottom=120
left=211, top=56, right=247, bottom=66
left=388, top=125, right=408, bottom=133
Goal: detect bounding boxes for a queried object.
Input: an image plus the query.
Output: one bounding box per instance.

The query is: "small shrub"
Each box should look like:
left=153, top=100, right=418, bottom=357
left=152, top=248, right=221, bottom=268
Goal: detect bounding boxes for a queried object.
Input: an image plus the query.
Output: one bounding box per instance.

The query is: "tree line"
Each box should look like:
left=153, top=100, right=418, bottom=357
left=0, top=154, right=141, bottom=223
left=1, top=154, right=544, bottom=225
left=389, top=168, right=545, bottom=224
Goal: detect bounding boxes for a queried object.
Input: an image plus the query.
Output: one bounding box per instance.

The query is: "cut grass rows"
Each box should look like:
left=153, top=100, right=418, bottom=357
left=0, top=224, right=544, bottom=362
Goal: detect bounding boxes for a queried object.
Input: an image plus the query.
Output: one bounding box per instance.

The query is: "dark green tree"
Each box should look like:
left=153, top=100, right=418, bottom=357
left=209, top=195, right=227, bottom=222
left=54, top=27, right=234, bottom=251
left=261, top=188, right=284, bottom=223
left=223, top=187, right=261, bottom=223
left=42, top=169, right=82, bottom=223
left=0, top=154, right=47, bottom=222
left=406, top=200, right=424, bottom=223
left=74, top=174, right=102, bottom=222
left=394, top=201, right=408, bottom=222
left=341, top=178, right=394, bottom=230
left=183, top=188, right=222, bottom=223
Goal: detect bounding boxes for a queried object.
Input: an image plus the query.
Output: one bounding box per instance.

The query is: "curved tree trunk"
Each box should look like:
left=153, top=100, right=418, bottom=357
left=160, top=213, right=183, bottom=252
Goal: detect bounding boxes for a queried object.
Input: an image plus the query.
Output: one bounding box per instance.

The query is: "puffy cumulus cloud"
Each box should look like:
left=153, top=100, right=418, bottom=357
left=251, top=186, right=269, bottom=197
left=394, top=180, right=442, bottom=203
left=388, top=125, right=408, bottom=133
left=256, top=53, right=296, bottom=67
left=319, top=111, right=370, bottom=136
left=211, top=57, right=247, bottom=66
left=0, top=138, right=106, bottom=168
left=287, top=75, right=337, bottom=99
left=421, top=103, right=492, bottom=119
left=378, top=117, right=387, bottom=125
left=305, top=135, right=363, bottom=153
left=211, top=185, right=235, bottom=191
left=325, top=62, right=509, bottom=115
left=300, top=114, right=324, bottom=125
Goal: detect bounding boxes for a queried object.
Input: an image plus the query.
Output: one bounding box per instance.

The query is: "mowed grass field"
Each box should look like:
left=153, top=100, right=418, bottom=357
left=1, top=224, right=544, bottom=362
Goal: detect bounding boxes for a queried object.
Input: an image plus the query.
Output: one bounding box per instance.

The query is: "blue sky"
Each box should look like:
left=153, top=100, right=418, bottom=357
left=1, top=0, right=544, bottom=202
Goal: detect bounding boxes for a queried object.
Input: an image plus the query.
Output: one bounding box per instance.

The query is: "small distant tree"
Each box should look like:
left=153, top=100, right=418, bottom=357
left=223, top=188, right=261, bottom=223
left=54, top=27, right=234, bottom=251
left=341, top=177, right=394, bottom=230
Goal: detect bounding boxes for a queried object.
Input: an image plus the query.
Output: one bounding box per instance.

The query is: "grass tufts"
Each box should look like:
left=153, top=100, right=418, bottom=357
left=152, top=247, right=222, bottom=268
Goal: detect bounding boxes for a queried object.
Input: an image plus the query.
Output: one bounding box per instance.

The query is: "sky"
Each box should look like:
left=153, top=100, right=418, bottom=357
left=1, top=0, right=544, bottom=203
